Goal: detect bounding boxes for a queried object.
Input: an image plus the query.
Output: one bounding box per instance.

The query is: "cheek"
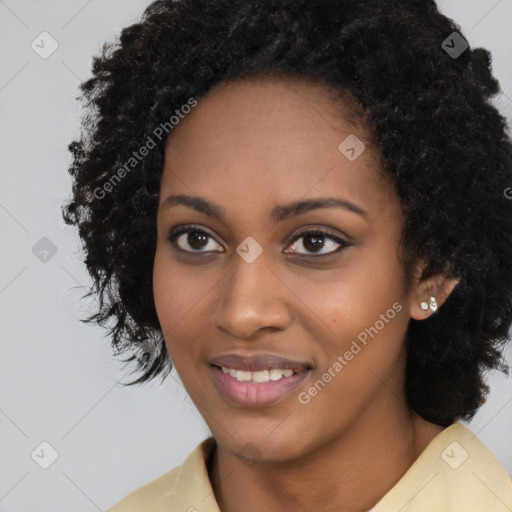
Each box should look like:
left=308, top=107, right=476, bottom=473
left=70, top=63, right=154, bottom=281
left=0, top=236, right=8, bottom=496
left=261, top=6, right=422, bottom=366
left=287, top=247, right=410, bottom=417
left=152, top=247, right=174, bottom=330
left=152, top=245, right=217, bottom=365
left=152, top=247, right=192, bottom=358
left=309, top=254, right=408, bottom=386
left=294, top=288, right=408, bottom=440
left=288, top=245, right=407, bottom=344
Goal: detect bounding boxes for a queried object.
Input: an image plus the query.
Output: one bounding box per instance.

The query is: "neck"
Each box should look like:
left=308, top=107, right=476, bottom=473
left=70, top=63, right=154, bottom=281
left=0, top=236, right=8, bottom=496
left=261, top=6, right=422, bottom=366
left=208, top=407, right=446, bottom=512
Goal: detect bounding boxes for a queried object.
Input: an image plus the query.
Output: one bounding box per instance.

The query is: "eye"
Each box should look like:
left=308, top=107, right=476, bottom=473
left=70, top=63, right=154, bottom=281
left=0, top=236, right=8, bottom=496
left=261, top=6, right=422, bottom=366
left=167, top=225, right=351, bottom=257
left=284, top=228, right=350, bottom=256
left=168, top=225, right=224, bottom=253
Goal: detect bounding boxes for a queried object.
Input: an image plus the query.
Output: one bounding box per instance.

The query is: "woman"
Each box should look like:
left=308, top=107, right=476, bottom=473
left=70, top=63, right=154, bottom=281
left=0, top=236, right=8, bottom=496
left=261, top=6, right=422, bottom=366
left=62, top=0, right=512, bottom=510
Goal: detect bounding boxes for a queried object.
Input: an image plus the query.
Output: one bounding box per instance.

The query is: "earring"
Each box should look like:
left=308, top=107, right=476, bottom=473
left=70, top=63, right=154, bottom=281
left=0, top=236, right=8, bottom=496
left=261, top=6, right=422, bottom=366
left=420, top=296, right=437, bottom=312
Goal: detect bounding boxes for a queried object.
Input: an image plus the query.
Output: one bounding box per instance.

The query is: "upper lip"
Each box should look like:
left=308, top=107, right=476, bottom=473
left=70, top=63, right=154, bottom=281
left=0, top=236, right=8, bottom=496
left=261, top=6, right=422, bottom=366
left=209, top=353, right=313, bottom=372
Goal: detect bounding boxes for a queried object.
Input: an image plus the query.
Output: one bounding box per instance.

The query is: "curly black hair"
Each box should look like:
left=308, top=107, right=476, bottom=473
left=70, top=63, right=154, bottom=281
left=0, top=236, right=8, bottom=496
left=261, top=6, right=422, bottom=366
left=61, top=0, right=512, bottom=426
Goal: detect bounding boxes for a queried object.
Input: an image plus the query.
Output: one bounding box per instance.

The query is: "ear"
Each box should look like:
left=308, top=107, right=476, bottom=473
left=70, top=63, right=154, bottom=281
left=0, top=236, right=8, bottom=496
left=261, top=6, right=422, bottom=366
left=408, top=262, right=460, bottom=320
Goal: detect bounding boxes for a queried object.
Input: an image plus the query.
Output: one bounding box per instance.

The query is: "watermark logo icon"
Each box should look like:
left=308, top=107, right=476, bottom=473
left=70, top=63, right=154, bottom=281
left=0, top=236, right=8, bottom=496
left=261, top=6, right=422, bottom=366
left=442, top=32, right=468, bottom=59
left=31, top=32, right=59, bottom=59
left=441, top=441, right=468, bottom=469
left=236, top=236, right=263, bottom=263
left=338, top=134, right=366, bottom=161
left=238, top=442, right=262, bottom=467
left=136, top=339, right=160, bottom=369
left=31, top=441, right=59, bottom=469
left=32, top=237, right=58, bottom=263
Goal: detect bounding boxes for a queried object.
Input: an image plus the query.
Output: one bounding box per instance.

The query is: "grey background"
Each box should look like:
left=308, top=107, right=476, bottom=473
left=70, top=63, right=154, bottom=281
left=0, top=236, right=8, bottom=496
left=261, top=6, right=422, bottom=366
left=0, top=1, right=511, bottom=510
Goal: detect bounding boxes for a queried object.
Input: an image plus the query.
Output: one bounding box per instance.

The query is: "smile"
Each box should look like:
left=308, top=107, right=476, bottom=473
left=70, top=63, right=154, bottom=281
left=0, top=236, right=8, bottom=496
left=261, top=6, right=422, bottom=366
left=210, top=364, right=312, bottom=407
left=218, top=366, right=297, bottom=383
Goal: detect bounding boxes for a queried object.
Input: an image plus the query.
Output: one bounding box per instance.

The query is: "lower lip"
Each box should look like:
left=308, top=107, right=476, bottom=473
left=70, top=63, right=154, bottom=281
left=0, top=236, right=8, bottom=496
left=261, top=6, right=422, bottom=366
left=210, top=365, right=311, bottom=407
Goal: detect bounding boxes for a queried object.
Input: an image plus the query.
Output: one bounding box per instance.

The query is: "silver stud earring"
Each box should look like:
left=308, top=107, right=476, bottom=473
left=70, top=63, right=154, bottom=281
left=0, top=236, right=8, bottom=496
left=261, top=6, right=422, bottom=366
left=420, top=296, right=437, bottom=312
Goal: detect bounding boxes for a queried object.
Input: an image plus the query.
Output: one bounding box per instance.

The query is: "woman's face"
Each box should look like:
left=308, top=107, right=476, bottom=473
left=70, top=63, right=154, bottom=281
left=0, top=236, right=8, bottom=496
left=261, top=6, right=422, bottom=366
left=153, top=76, right=418, bottom=461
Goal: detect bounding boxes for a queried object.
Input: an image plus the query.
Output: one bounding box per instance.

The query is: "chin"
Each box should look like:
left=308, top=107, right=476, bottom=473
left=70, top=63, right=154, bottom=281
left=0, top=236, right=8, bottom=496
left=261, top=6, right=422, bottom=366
left=214, top=424, right=313, bottom=464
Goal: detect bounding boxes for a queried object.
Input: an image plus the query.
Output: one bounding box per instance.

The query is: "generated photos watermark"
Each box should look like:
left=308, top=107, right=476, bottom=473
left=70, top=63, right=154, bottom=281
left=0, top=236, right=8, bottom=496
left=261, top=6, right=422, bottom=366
left=93, top=97, right=198, bottom=200
left=298, top=301, right=403, bottom=405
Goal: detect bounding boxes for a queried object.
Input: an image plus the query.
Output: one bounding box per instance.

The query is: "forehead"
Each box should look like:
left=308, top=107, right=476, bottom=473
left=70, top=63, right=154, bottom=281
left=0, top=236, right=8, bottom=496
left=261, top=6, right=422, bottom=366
left=160, top=76, right=397, bottom=224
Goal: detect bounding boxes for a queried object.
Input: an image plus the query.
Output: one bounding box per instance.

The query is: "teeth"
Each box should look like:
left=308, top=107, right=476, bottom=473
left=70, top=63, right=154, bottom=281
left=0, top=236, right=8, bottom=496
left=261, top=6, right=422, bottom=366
left=270, top=368, right=294, bottom=380
left=235, top=370, right=252, bottom=381
left=220, top=366, right=296, bottom=383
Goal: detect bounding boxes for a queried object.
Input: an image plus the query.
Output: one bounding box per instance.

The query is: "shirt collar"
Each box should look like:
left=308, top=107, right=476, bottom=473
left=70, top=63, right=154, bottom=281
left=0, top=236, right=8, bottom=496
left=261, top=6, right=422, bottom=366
left=163, top=423, right=512, bottom=511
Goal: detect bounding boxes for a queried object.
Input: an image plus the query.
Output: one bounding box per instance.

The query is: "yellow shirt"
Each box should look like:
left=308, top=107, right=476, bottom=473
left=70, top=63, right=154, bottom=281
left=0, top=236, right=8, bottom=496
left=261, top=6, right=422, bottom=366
left=107, top=423, right=512, bottom=511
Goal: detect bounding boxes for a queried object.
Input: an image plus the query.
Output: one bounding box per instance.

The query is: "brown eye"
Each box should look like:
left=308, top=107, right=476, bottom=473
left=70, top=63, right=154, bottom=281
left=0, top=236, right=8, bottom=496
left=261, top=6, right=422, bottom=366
left=168, top=226, right=223, bottom=253
left=285, top=229, right=350, bottom=256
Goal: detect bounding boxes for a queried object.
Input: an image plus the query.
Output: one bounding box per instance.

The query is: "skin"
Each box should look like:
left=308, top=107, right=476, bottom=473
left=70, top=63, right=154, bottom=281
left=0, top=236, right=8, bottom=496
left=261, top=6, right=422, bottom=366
left=153, top=75, right=459, bottom=512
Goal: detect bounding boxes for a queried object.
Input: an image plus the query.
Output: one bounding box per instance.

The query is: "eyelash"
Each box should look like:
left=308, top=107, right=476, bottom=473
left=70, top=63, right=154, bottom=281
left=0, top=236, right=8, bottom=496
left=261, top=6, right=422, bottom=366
left=167, top=224, right=351, bottom=257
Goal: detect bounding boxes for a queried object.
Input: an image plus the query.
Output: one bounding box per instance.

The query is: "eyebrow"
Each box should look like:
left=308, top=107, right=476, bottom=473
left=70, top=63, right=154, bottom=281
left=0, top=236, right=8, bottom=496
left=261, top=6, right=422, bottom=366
left=160, top=194, right=367, bottom=222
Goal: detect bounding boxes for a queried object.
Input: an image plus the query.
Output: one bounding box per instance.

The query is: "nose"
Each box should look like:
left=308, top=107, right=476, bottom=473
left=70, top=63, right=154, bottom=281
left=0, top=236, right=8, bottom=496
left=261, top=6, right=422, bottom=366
left=210, top=252, right=293, bottom=340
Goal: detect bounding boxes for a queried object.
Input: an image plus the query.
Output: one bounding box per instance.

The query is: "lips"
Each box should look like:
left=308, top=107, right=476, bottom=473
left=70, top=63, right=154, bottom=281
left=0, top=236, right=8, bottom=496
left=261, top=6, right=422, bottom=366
left=208, top=352, right=313, bottom=407
left=209, top=353, right=313, bottom=373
